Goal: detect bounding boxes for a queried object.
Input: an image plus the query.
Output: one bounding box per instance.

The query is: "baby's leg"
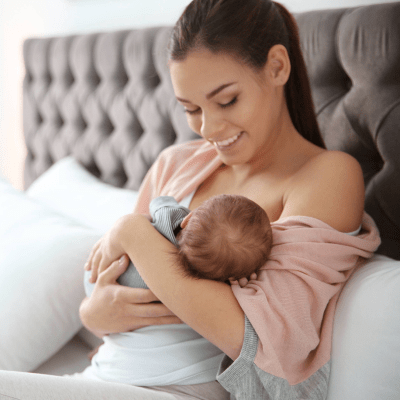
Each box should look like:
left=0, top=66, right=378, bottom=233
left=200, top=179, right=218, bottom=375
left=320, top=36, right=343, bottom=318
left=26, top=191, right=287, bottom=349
left=117, top=261, right=148, bottom=289
left=0, top=370, right=176, bottom=400
left=83, top=261, right=148, bottom=299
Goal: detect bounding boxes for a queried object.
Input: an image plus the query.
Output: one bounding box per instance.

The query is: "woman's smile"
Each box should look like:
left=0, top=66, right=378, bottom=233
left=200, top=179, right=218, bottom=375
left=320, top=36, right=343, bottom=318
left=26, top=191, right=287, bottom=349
left=169, top=49, right=283, bottom=167
left=213, top=131, right=244, bottom=151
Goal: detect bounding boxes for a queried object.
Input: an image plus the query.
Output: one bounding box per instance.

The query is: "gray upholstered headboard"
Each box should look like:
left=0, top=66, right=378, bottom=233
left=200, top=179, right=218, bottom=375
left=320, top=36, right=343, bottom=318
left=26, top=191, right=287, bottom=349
left=22, top=2, right=400, bottom=260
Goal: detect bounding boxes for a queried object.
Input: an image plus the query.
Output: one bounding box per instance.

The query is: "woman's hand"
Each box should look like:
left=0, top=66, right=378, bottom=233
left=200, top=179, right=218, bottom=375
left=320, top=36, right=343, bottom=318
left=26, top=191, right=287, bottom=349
left=85, top=214, right=153, bottom=283
left=84, top=216, right=129, bottom=283
left=79, top=255, right=182, bottom=337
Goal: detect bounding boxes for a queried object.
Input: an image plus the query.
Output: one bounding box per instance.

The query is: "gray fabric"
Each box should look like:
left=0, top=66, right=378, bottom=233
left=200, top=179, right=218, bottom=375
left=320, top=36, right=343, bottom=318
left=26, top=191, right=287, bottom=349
left=217, top=317, right=330, bottom=400
left=294, top=3, right=400, bottom=259
left=117, top=196, right=190, bottom=289
left=22, top=28, right=198, bottom=191
left=22, top=3, right=400, bottom=261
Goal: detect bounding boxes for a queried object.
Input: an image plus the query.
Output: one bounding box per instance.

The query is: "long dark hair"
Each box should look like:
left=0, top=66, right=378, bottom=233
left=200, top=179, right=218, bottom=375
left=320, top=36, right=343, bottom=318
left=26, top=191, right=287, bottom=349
left=168, top=0, right=325, bottom=148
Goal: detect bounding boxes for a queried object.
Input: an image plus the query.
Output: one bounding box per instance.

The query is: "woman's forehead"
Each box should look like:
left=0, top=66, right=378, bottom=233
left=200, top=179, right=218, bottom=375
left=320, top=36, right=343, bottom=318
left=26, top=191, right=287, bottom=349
left=169, top=50, right=254, bottom=98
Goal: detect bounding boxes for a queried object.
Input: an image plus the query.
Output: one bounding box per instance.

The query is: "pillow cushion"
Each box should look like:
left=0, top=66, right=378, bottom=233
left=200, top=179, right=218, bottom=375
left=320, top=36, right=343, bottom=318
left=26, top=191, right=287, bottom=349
left=0, top=175, right=101, bottom=372
left=327, top=254, right=400, bottom=400
left=27, top=157, right=139, bottom=234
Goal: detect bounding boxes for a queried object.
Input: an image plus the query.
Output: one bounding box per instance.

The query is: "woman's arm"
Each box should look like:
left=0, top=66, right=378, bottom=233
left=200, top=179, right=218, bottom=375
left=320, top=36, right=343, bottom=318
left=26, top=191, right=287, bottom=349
left=116, top=214, right=245, bottom=361
left=79, top=256, right=182, bottom=337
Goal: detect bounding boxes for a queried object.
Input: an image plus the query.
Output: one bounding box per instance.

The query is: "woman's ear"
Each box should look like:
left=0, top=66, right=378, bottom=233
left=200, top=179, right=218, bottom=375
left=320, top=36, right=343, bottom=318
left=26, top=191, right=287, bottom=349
left=180, top=212, right=193, bottom=229
left=265, top=44, right=291, bottom=86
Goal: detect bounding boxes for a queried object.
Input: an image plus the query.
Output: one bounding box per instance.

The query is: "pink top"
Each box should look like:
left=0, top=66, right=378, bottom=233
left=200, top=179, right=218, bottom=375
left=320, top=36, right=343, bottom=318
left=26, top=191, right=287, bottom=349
left=133, top=139, right=381, bottom=385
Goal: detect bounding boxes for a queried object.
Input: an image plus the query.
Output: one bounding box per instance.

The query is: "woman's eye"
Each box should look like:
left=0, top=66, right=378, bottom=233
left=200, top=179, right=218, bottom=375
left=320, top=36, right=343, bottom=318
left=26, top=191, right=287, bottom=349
left=183, top=96, right=237, bottom=115
left=220, top=97, right=237, bottom=109
left=184, top=108, right=200, bottom=115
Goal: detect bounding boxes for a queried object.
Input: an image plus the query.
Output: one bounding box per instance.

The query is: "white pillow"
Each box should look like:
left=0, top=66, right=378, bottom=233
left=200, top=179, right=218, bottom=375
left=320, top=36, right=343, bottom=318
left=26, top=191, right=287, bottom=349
left=0, top=175, right=101, bottom=372
left=27, top=157, right=139, bottom=234
left=328, top=254, right=400, bottom=400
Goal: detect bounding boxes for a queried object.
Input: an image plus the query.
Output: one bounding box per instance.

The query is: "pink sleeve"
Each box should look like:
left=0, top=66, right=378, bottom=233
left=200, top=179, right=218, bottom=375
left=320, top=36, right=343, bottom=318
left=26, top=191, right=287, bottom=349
left=132, top=140, right=213, bottom=215
left=230, top=214, right=381, bottom=384
left=132, top=151, right=166, bottom=215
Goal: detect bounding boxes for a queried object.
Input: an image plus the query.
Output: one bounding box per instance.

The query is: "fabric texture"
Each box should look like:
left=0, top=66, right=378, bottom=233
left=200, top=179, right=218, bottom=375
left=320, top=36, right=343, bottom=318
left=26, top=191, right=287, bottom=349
left=118, top=196, right=190, bottom=288
left=326, top=254, right=400, bottom=400
left=27, top=156, right=139, bottom=234
left=216, top=215, right=380, bottom=399
left=0, top=371, right=176, bottom=400
left=0, top=174, right=101, bottom=372
left=230, top=213, right=380, bottom=384
left=0, top=371, right=229, bottom=400
left=132, top=139, right=381, bottom=398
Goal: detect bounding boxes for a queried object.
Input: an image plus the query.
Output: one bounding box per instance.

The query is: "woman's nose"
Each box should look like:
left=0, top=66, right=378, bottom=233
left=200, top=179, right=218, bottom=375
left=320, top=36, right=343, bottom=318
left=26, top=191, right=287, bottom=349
left=200, top=111, right=226, bottom=140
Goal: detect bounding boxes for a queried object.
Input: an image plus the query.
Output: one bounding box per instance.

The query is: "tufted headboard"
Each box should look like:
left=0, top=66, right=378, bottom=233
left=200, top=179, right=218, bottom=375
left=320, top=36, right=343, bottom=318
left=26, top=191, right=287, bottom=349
left=22, top=2, right=400, bottom=260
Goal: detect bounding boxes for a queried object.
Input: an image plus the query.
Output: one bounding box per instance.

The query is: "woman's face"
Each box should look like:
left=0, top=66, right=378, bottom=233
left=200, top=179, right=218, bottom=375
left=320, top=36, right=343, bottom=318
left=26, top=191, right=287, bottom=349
left=169, top=49, right=285, bottom=166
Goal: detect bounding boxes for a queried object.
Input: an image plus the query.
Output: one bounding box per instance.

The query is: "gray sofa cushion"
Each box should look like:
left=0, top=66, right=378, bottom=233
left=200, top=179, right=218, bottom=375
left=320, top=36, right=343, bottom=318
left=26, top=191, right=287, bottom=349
left=296, top=3, right=400, bottom=259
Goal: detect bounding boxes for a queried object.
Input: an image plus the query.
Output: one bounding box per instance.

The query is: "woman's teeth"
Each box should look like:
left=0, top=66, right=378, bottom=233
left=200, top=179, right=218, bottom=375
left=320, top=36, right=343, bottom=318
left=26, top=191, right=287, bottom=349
left=215, top=132, right=243, bottom=147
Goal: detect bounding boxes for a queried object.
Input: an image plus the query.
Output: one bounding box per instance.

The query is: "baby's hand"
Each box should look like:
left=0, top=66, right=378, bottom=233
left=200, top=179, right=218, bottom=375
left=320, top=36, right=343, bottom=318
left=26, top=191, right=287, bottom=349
left=229, top=273, right=258, bottom=288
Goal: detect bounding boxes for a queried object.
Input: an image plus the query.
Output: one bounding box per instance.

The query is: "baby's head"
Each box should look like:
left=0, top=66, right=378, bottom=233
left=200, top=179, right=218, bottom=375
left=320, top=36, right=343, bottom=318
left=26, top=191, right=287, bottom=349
left=175, top=194, right=273, bottom=282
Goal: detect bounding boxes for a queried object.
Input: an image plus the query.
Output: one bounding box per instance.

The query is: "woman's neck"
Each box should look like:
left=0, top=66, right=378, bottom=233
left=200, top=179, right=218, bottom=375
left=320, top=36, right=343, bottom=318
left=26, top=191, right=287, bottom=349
left=228, top=118, right=313, bottom=187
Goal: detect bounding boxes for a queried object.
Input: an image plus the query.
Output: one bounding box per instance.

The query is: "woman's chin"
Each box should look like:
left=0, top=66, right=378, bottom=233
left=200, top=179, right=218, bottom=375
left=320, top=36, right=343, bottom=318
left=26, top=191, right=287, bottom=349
left=217, top=152, right=249, bottom=167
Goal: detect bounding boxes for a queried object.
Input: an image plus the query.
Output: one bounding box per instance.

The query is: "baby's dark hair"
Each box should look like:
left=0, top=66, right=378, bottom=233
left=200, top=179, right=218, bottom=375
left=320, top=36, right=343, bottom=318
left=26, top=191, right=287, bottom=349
left=174, top=194, right=272, bottom=282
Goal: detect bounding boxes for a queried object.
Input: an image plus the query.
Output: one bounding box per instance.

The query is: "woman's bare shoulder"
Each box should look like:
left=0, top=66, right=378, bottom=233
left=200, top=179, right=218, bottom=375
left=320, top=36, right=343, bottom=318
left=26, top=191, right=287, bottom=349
left=280, top=150, right=365, bottom=232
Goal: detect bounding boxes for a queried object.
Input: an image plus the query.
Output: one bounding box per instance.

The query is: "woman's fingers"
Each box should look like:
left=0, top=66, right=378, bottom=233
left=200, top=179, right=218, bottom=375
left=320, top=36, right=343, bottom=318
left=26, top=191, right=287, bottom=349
left=124, top=301, right=178, bottom=318
left=85, top=239, right=102, bottom=271
left=132, top=315, right=183, bottom=328
left=90, top=245, right=113, bottom=283
left=119, top=286, right=160, bottom=303
left=97, top=255, right=129, bottom=284
left=117, top=314, right=182, bottom=332
left=89, top=260, right=99, bottom=283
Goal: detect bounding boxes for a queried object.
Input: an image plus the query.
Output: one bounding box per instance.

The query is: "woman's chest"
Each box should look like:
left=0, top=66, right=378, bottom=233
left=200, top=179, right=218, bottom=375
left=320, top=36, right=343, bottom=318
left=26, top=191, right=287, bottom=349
left=188, top=167, right=287, bottom=223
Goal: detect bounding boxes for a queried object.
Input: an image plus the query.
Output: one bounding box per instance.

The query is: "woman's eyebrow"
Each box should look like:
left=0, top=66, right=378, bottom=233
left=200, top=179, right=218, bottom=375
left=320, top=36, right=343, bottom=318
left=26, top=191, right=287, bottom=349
left=176, top=82, right=237, bottom=103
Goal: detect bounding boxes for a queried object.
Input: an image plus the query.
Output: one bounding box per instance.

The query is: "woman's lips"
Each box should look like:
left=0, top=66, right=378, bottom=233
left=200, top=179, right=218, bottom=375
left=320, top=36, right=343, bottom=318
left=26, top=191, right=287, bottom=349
left=214, top=131, right=244, bottom=150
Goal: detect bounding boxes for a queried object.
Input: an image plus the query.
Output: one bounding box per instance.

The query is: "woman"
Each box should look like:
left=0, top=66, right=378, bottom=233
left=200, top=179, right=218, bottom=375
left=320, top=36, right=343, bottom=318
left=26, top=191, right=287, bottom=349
left=0, top=0, right=380, bottom=399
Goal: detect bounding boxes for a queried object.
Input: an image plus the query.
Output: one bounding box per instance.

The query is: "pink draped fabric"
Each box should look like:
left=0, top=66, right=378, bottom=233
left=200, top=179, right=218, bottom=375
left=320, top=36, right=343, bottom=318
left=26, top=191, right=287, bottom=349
left=133, top=139, right=381, bottom=384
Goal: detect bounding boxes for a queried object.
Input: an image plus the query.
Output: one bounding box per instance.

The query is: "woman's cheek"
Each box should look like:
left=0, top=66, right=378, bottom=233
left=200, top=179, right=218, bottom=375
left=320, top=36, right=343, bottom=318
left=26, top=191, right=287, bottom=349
left=188, top=117, right=202, bottom=136
left=233, top=104, right=255, bottom=133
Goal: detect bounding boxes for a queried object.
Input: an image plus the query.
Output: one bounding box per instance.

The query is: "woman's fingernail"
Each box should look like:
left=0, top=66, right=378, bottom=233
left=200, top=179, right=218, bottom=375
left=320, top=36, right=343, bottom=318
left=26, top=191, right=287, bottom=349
left=119, top=255, right=125, bottom=265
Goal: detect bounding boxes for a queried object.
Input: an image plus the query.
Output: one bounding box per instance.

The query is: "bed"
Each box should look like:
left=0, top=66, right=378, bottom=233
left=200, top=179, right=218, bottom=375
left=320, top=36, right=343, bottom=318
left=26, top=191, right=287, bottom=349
left=0, top=2, right=399, bottom=399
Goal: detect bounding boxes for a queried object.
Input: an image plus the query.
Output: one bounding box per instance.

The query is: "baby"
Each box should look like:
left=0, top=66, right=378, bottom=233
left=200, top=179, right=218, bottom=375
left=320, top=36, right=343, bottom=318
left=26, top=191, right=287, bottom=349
left=84, top=194, right=273, bottom=295
left=173, top=194, right=273, bottom=282
left=82, top=194, right=273, bottom=384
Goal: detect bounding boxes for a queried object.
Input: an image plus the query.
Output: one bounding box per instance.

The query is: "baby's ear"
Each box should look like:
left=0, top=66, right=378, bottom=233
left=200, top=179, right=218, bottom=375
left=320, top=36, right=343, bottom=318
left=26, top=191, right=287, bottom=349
left=181, top=212, right=193, bottom=229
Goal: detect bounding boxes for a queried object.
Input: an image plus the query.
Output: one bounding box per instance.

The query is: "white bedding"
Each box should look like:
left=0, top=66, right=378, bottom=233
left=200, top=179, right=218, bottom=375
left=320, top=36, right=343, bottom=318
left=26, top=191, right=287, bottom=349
left=1, top=158, right=399, bottom=400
